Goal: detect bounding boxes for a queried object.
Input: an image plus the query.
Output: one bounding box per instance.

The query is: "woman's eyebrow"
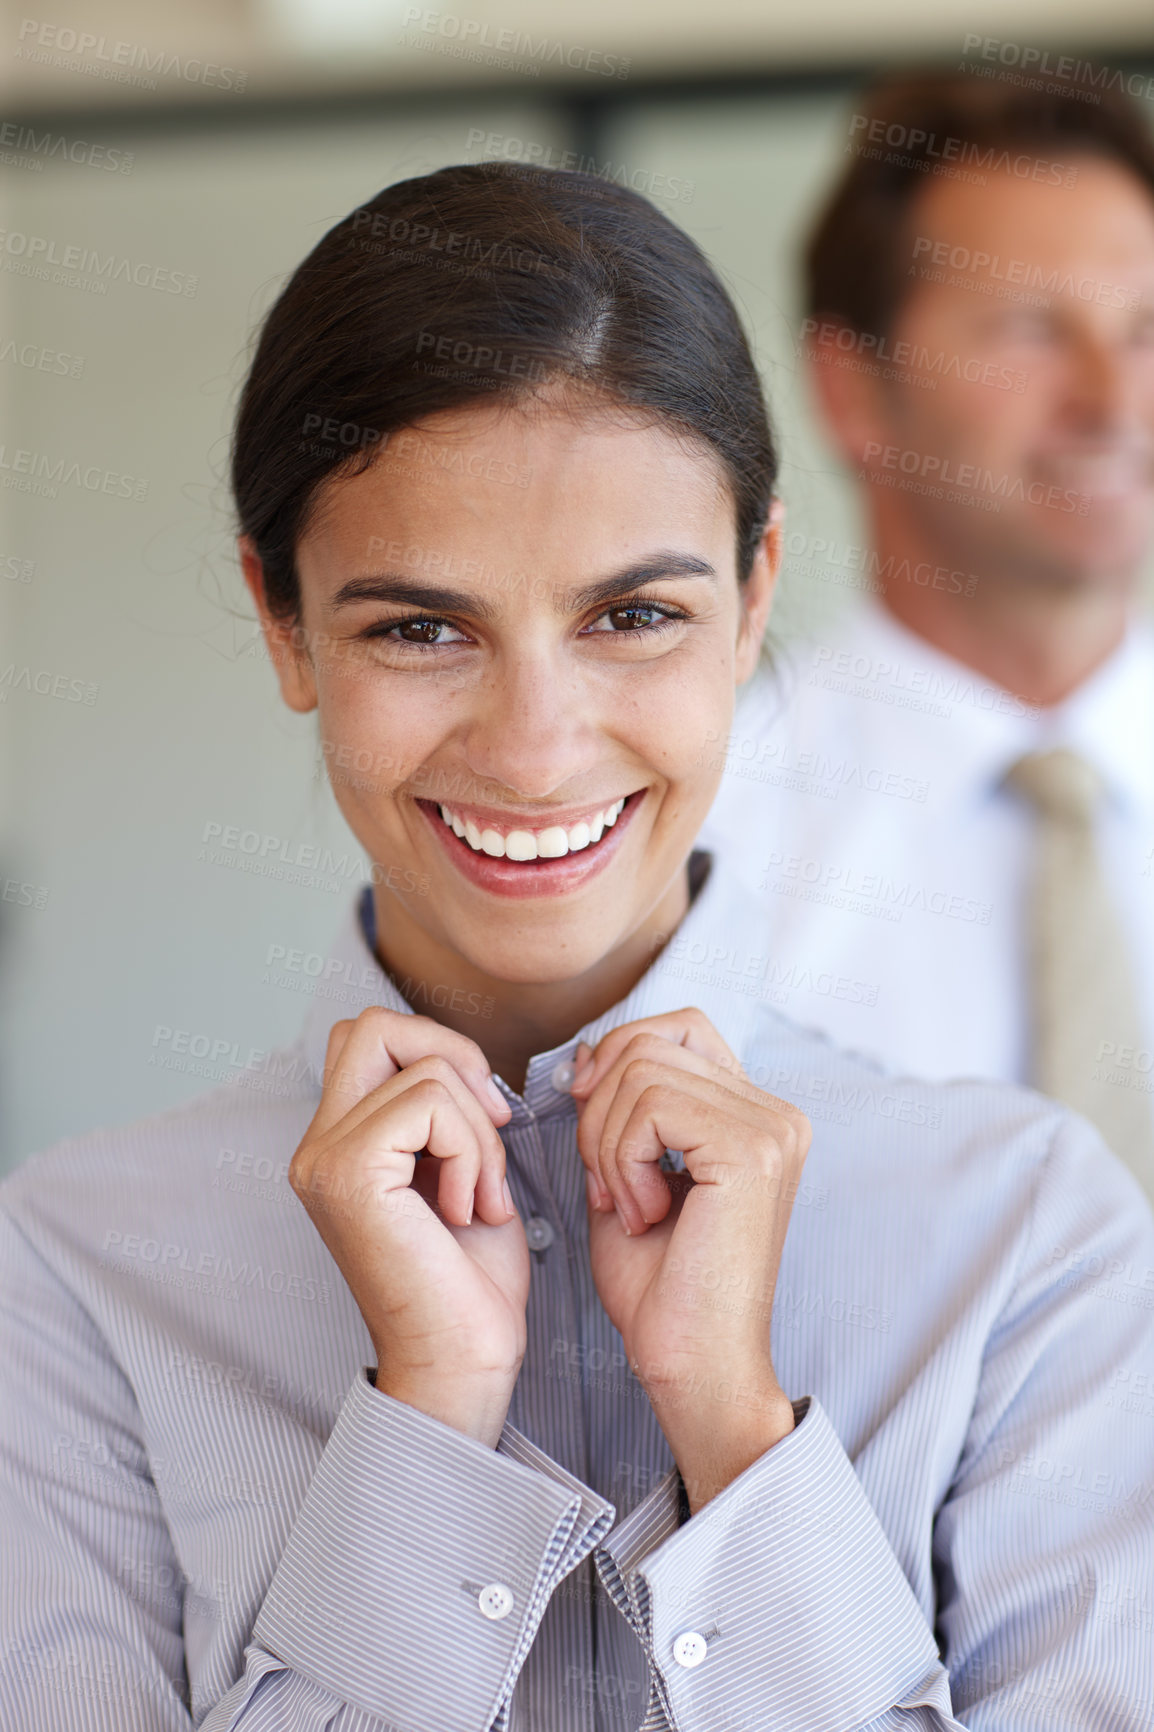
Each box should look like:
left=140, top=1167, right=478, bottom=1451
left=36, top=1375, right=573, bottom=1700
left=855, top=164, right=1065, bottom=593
left=329, top=576, right=501, bottom=618
left=329, top=555, right=716, bottom=617
left=568, top=556, right=717, bottom=611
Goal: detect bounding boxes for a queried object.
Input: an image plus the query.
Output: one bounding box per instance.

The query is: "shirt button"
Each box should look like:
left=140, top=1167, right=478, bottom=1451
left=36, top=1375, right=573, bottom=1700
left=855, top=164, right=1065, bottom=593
left=550, top=1058, right=576, bottom=1093
left=477, top=1583, right=515, bottom=1621
left=672, top=1630, right=708, bottom=1669
left=524, top=1216, right=555, bottom=1253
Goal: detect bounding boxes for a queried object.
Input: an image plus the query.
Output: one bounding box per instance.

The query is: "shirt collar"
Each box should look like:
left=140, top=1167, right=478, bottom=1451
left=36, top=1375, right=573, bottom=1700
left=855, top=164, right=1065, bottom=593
left=1050, top=618, right=1154, bottom=819
left=299, top=850, right=774, bottom=1109
left=837, top=599, right=1154, bottom=816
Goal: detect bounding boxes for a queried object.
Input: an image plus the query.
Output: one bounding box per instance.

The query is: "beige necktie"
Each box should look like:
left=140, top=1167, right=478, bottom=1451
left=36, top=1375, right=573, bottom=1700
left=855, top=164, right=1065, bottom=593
left=1005, top=748, right=1154, bottom=1197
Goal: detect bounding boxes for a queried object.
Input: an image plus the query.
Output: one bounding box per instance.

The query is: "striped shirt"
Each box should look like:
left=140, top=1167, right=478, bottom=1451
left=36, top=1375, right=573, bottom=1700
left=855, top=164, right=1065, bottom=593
left=2, top=852, right=1154, bottom=1731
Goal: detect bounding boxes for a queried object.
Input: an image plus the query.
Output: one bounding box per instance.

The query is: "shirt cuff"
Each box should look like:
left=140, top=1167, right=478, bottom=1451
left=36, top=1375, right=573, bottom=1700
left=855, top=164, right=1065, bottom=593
left=596, top=1461, right=682, bottom=1635
left=497, top=1419, right=617, bottom=1576
left=597, top=1397, right=947, bottom=1732
left=253, top=1372, right=615, bottom=1732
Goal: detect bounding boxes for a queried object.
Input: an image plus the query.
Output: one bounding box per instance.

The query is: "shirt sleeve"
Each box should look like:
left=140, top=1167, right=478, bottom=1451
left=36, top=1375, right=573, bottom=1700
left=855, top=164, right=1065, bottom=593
left=593, top=1113, right=1154, bottom=1732
left=239, top=1377, right=615, bottom=1731
left=595, top=1400, right=955, bottom=1731
left=0, top=1205, right=614, bottom=1732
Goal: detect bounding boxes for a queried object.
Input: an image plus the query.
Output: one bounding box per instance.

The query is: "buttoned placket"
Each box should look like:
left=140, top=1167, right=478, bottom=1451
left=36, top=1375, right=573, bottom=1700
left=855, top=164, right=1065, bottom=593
left=495, top=1047, right=601, bottom=1732
left=498, top=1042, right=679, bottom=1732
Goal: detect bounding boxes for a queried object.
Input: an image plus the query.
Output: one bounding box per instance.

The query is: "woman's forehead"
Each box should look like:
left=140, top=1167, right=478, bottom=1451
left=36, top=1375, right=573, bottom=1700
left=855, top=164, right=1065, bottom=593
left=298, top=403, right=736, bottom=593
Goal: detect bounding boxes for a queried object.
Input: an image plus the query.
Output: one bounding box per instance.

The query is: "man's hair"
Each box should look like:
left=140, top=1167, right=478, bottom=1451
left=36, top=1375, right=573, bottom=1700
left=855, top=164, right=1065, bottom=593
left=804, top=70, right=1154, bottom=339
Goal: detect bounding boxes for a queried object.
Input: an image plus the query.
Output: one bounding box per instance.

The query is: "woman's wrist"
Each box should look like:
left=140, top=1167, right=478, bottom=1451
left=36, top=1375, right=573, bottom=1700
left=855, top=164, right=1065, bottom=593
left=652, top=1380, right=796, bottom=1515
left=371, top=1362, right=520, bottom=1450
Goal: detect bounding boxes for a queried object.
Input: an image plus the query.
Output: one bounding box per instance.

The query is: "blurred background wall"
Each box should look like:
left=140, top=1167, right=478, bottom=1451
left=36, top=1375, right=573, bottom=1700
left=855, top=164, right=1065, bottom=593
left=2, top=0, right=1152, bottom=1170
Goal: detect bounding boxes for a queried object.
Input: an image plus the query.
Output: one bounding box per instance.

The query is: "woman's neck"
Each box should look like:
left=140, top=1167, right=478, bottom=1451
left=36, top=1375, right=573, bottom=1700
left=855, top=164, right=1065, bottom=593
left=369, top=865, right=694, bottom=1093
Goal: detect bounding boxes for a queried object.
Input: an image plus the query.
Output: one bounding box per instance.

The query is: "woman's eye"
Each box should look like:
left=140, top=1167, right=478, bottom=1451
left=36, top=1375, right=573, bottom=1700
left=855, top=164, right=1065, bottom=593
left=373, top=617, right=468, bottom=645
left=586, top=604, right=681, bottom=634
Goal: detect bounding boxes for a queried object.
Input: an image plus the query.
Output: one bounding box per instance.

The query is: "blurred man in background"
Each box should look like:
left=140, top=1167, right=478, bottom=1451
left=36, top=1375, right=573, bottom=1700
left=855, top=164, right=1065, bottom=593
left=701, top=73, right=1154, bottom=1196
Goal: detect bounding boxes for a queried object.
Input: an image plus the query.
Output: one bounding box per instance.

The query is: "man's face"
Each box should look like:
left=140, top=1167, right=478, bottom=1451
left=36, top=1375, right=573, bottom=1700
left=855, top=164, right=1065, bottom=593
left=848, top=157, right=1154, bottom=589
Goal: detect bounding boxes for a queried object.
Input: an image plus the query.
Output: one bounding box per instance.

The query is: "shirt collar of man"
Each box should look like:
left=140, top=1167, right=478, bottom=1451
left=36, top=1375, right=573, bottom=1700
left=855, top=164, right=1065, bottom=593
left=841, top=598, right=1154, bottom=820
left=299, top=848, right=775, bottom=1107
left=1051, top=616, right=1154, bottom=821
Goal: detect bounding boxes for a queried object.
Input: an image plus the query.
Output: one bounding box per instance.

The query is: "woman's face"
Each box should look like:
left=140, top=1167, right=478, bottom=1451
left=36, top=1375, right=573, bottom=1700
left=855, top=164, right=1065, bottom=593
left=249, top=398, right=777, bottom=988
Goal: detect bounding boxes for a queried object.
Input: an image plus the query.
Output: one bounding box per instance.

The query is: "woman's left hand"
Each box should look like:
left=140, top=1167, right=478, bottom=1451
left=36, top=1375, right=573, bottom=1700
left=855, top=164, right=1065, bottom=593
left=572, top=1010, right=810, bottom=1513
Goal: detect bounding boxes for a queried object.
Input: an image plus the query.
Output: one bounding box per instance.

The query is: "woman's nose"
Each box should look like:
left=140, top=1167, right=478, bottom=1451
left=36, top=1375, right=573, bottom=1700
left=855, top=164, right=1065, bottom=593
left=459, top=658, right=603, bottom=798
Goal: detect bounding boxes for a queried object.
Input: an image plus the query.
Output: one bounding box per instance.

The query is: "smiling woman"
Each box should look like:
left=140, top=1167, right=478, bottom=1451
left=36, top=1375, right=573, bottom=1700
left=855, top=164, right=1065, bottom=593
left=231, top=167, right=779, bottom=1072
left=244, top=398, right=770, bottom=1035
left=3, top=164, right=1154, bottom=1732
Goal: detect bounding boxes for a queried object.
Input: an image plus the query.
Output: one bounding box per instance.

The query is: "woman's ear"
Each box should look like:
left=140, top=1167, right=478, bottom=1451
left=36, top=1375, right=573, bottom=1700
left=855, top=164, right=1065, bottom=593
left=734, top=497, right=782, bottom=684
left=238, top=536, right=318, bottom=714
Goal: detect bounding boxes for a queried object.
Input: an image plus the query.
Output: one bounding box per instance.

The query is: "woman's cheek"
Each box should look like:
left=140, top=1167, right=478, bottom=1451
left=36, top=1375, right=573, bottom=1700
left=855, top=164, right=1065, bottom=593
left=628, top=657, right=731, bottom=783
left=315, top=666, right=437, bottom=817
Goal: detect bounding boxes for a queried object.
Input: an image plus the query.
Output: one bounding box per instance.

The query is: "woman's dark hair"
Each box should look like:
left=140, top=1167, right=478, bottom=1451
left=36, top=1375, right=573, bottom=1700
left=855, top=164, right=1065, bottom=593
left=231, top=163, right=776, bottom=620
left=806, top=71, right=1154, bottom=341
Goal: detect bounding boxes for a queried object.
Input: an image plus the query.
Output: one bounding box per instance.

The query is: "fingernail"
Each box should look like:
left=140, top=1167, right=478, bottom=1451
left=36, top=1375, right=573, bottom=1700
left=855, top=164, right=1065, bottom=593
left=502, top=1178, right=515, bottom=1218
left=585, top=1169, right=598, bottom=1208
left=487, top=1077, right=506, bottom=1112
left=465, top=1196, right=474, bottom=1226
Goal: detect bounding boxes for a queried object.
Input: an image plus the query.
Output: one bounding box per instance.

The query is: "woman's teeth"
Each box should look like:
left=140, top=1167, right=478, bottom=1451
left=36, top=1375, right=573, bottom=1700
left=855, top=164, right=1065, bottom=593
left=437, top=797, right=627, bottom=861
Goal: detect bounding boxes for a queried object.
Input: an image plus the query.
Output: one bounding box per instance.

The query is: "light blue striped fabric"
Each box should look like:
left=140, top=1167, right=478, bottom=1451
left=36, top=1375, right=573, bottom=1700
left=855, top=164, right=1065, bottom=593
left=3, top=853, right=1154, bottom=1730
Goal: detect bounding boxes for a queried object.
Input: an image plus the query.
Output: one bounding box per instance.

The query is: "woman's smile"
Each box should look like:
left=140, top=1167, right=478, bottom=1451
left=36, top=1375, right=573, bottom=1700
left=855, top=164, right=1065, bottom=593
left=417, top=787, right=647, bottom=899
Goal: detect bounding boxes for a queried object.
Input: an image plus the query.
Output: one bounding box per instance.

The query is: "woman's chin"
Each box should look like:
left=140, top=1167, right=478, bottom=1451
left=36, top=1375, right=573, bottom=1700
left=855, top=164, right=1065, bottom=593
left=447, top=928, right=616, bottom=990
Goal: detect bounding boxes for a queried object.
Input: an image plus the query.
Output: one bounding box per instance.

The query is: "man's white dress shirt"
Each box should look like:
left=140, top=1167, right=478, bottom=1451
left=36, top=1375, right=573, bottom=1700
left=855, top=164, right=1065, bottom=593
left=699, top=600, right=1154, bottom=1089
left=2, top=855, right=1154, bottom=1730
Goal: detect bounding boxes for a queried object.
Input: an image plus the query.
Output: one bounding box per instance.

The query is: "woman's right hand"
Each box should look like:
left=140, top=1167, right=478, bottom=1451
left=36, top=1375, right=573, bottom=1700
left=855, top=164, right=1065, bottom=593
left=290, top=1007, right=529, bottom=1447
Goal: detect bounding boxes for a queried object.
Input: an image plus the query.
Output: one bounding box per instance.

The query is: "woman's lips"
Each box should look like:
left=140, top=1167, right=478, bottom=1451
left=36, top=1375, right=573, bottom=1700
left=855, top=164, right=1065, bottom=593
left=418, top=789, right=645, bottom=899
